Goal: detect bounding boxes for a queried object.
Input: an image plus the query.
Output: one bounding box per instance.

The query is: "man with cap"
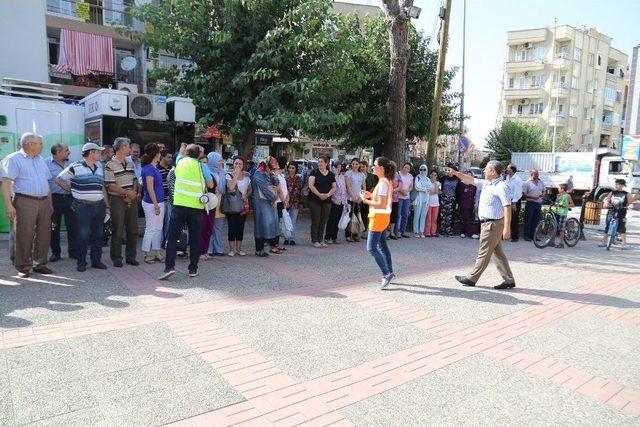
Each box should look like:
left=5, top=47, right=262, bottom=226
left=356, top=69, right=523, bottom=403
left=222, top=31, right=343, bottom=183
left=55, top=143, right=110, bottom=271
left=1, top=132, right=54, bottom=278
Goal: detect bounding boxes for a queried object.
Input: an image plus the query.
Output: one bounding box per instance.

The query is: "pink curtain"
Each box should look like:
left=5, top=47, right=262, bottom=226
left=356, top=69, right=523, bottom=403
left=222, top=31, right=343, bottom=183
left=53, top=29, right=114, bottom=76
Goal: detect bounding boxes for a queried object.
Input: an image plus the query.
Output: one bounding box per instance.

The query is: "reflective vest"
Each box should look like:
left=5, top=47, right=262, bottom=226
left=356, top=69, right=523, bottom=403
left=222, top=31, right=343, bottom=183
left=368, top=178, right=393, bottom=232
left=173, top=157, right=204, bottom=210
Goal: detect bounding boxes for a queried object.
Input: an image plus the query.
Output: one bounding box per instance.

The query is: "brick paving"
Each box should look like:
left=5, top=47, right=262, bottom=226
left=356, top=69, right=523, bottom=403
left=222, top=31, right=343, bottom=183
left=0, top=213, right=639, bottom=425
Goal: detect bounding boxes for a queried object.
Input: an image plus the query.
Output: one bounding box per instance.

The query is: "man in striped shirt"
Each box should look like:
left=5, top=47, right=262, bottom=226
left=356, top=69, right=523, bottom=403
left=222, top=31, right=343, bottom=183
left=104, top=137, right=140, bottom=267
left=446, top=161, right=516, bottom=290
left=56, top=143, right=110, bottom=272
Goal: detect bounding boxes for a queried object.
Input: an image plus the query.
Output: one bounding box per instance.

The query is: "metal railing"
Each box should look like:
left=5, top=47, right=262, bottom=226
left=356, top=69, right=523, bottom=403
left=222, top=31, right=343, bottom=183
left=46, top=0, right=134, bottom=27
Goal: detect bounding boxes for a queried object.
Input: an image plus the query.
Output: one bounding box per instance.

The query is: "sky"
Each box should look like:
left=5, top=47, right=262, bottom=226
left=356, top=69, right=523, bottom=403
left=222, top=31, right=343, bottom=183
left=348, top=0, right=640, bottom=149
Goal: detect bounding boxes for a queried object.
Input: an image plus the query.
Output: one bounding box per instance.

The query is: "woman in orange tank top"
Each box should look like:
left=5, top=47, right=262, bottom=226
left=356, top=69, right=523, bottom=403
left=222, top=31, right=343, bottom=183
left=361, top=157, right=396, bottom=290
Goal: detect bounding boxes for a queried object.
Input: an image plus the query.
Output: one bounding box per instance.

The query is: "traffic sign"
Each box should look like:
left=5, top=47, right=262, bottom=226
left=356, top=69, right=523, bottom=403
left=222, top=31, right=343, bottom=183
left=457, top=135, right=470, bottom=153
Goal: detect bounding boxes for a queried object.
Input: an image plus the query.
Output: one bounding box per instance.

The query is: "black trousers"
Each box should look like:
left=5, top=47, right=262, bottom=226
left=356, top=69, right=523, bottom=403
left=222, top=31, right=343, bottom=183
left=255, top=237, right=278, bottom=252
left=51, top=193, right=76, bottom=257
left=510, top=200, right=522, bottom=240
left=165, top=205, right=202, bottom=273
left=325, top=202, right=344, bottom=241
left=227, top=213, right=247, bottom=241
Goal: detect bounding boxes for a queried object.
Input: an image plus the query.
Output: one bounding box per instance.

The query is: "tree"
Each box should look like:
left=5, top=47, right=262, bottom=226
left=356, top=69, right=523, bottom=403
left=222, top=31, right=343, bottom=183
left=380, top=0, right=413, bottom=165
left=305, top=15, right=459, bottom=158
left=132, top=0, right=358, bottom=159
left=485, top=120, right=548, bottom=162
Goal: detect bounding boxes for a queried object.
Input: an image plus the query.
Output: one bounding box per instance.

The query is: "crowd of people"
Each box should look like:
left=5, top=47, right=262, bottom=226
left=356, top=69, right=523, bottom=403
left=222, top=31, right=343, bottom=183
left=0, top=132, right=636, bottom=281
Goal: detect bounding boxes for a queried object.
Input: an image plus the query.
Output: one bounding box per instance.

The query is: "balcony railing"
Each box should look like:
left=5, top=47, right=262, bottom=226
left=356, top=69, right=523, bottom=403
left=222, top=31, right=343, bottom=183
left=47, top=0, right=134, bottom=28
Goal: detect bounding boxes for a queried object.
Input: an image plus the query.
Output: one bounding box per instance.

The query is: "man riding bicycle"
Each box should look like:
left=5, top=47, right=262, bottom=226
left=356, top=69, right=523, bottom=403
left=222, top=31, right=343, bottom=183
left=599, top=179, right=639, bottom=250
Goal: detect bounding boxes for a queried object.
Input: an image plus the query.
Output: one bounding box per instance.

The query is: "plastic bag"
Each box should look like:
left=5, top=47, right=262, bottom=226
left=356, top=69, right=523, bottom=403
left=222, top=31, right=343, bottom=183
left=338, top=203, right=351, bottom=230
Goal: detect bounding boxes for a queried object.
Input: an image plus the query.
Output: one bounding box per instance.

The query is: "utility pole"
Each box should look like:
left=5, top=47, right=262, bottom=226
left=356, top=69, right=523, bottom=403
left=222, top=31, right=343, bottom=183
left=426, top=0, right=452, bottom=166
left=551, top=18, right=559, bottom=153
left=457, top=0, right=466, bottom=167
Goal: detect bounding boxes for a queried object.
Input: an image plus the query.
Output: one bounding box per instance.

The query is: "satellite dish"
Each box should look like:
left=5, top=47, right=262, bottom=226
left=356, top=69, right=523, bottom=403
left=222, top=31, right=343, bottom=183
left=121, top=56, right=137, bottom=71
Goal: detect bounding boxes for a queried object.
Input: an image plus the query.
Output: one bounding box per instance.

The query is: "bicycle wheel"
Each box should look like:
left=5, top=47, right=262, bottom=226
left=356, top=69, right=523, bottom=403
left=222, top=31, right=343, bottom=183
left=534, top=215, right=555, bottom=248
left=564, top=218, right=581, bottom=247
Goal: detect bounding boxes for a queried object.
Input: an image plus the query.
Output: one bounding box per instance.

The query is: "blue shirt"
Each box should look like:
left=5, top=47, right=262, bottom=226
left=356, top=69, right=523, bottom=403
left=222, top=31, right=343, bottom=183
left=3, top=150, right=52, bottom=197
left=474, top=178, right=510, bottom=220
left=141, top=164, right=166, bottom=204
left=58, top=161, right=105, bottom=202
left=47, top=158, right=70, bottom=195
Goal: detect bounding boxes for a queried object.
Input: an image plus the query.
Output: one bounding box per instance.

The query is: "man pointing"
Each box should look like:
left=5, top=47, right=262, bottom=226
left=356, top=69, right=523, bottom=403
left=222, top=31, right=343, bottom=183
left=445, top=160, right=516, bottom=290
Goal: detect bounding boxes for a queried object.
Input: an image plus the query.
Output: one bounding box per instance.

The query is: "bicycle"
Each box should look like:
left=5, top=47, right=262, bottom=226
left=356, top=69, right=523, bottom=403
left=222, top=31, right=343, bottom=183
left=533, top=203, right=581, bottom=249
left=604, top=207, right=621, bottom=250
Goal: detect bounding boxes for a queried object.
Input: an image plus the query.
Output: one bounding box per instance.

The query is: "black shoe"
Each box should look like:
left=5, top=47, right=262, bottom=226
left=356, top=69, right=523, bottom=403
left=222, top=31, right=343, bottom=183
left=77, top=264, right=87, bottom=272
left=283, top=240, right=290, bottom=245
left=524, top=237, right=532, bottom=242
left=49, top=254, right=61, bottom=262
left=510, top=238, right=519, bottom=242
left=91, top=262, right=108, bottom=270
left=255, top=250, right=269, bottom=257
left=33, top=266, right=54, bottom=274
left=68, top=253, right=77, bottom=259
left=126, top=259, right=140, bottom=266
left=113, top=259, right=123, bottom=268
left=455, top=275, right=476, bottom=287
left=494, top=281, right=516, bottom=290
left=289, top=240, right=296, bottom=246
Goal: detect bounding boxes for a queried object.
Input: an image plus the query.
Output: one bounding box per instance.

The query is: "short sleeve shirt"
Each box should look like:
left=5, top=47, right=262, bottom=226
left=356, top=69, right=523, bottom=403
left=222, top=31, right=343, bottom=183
left=309, top=169, right=335, bottom=203
left=58, top=161, right=105, bottom=202
left=556, top=193, right=570, bottom=216
left=475, top=178, right=510, bottom=220
left=141, top=164, right=165, bottom=204
left=104, top=156, right=136, bottom=195
left=3, top=150, right=52, bottom=197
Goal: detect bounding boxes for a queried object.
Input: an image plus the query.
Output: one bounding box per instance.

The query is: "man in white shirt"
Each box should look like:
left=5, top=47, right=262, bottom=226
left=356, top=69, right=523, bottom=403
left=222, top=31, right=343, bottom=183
left=505, top=163, right=524, bottom=242
left=522, top=169, right=545, bottom=241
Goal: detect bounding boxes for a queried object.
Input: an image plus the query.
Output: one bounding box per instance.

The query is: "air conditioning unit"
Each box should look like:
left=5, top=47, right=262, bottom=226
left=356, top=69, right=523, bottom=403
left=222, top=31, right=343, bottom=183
left=524, top=71, right=529, bottom=77
left=128, top=93, right=167, bottom=121
left=524, top=42, right=531, bottom=49
left=520, top=99, right=527, bottom=105
left=117, top=83, right=138, bottom=94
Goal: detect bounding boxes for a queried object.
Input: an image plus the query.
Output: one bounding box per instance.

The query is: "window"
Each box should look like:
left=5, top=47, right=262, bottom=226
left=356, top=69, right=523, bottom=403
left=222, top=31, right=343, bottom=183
left=533, top=46, right=547, bottom=60
left=103, top=0, right=134, bottom=27
left=569, top=105, right=577, bottom=117
left=507, top=105, right=514, bottom=115
left=604, top=83, right=617, bottom=103
left=609, top=162, right=623, bottom=173
left=47, top=37, right=59, bottom=65
left=586, top=81, right=593, bottom=93
left=613, top=113, right=620, bottom=126
left=115, top=48, right=137, bottom=84
left=584, top=108, right=588, bottom=117
left=47, top=0, right=76, bottom=16
left=597, top=54, right=602, bottom=66
left=594, top=79, right=599, bottom=91
left=602, top=113, right=613, bottom=125
left=518, top=77, right=526, bottom=89
left=531, top=75, right=544, bottom=87
left=529, top=102, right=543, bottom=115
left=571, top=76, right=579, bottom=89
left=519, top=50, right=526, bottom=61
left=508, top=77, right=514, bottom=88
left=574, top=47, right=582, bottom=61
left=517, top=104, right=524, bottom=115
left=616, top=91, right=622, bottom=103
left=559, top=104, right=564, bottom=115
left=588, top=54, right=594, bottom=65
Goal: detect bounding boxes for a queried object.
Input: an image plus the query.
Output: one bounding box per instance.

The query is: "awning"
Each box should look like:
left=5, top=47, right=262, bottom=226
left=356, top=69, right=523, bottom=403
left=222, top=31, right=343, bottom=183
left=202, top=125, right=223, bottom=139
left=52, top=29, right=115, bottom=76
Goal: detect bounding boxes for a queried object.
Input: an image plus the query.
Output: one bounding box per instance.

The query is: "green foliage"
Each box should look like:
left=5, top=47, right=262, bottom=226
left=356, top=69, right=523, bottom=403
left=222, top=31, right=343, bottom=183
left=485, top=120, right=548, bottom=162
left=304, top=15, right=459, bottom=153
left=132, top=0, right=355, bottom=153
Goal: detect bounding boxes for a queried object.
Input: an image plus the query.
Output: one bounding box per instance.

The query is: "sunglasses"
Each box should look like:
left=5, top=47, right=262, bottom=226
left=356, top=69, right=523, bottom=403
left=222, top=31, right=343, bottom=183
left=419, top=168, right=427, bottom=171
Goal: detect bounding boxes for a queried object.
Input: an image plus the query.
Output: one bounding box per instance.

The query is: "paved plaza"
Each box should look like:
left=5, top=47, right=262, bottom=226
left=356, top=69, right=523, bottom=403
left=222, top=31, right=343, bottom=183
left=0, top=210, right=639, bottom=426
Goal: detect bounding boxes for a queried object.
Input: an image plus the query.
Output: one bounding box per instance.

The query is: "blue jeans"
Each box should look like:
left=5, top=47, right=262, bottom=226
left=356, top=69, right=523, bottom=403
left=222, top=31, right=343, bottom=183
left=74, top=200, right=105, bottom=267
left=367, top=230, right=393, bottom=276
left=413, top=201, right=428, bottom=234
left=288, top=208, right=299, bottom=241
left=524, top=201, right=542, bottom=239
left=396, top=198, right=410, bottom=234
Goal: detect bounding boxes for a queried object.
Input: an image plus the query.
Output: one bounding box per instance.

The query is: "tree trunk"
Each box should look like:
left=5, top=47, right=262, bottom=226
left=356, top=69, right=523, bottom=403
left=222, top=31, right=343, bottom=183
left=236, top=127, right=256, bottom=162
left=382, top=0, right=411, bottom=167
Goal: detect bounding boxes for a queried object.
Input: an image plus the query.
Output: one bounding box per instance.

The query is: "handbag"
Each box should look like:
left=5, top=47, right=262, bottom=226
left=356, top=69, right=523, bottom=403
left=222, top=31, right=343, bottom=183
left=221, top=190, right=244, bottom=214
left=338, top=203, right=351, bottom=230
left=349, top=211, right=360, bottom=235
left=356, top=211, right=367, bottom=233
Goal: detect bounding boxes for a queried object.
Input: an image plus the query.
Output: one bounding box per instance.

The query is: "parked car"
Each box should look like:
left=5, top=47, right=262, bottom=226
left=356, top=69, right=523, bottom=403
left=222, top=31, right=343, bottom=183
left=468, top=167, right=483, bottom=179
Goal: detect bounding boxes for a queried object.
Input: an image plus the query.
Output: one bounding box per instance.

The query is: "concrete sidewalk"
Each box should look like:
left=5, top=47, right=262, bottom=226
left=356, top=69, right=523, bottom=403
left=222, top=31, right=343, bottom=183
left=0, top=213, right=638, bottom=425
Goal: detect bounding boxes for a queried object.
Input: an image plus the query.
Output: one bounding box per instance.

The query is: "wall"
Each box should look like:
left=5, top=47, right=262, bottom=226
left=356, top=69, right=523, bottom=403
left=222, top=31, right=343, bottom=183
left=0, top=0, right=49, bottom=83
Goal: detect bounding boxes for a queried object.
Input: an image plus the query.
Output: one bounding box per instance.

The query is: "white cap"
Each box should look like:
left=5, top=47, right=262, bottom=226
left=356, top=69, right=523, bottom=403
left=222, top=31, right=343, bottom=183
left=82, top=142, right=105, bottom=152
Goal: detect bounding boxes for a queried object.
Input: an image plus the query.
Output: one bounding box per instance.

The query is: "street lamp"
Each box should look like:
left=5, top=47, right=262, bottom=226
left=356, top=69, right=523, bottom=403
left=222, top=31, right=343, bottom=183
left=405, top=6, right=422, bottom=19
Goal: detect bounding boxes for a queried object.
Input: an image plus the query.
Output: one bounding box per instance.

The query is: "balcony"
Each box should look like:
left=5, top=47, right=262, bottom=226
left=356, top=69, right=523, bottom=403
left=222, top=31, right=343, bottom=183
left=601, top=120, right=613, bottom=132
left=551, top=83, right=568, bottom=98
left=505, top=59, right=545, bottom=73
left=549, top=115, right=566, bottom=127
left=46, top=0, right=135, bottom=28
left=605, top=72, right=619, bottom=84
left=504, top=86, right=543, bottom=100
left=552, top=54, right=570, bottom=69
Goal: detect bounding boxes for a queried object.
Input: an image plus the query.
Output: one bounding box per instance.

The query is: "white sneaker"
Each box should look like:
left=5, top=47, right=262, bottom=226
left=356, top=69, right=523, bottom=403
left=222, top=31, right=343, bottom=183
left=380, top=272, right=394, bottom=290
left=313, top=242, right=322, bottom=248
left=158, top=269, right=175, bottom=280
left=237, top=251, right=246, bottom=256
left=460, top=234, right=466, bottom=238
left=471, top=234, right=479, bottom=239
left=321, top=242, right=328, bottom=247
left=228, top=251, right=235, bottom=257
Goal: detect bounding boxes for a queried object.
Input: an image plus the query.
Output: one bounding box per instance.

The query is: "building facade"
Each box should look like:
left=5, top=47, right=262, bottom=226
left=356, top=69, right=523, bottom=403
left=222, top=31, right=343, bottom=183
left=624, top=44, right=640, bottom=135
left=500, top=25, right=628, bottom=151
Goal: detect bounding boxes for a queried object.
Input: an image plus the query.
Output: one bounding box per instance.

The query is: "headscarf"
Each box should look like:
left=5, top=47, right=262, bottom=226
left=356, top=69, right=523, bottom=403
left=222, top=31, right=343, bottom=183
left=207, top=151, right=226, bottom=194
left=418, top=163, right=428, bottom=176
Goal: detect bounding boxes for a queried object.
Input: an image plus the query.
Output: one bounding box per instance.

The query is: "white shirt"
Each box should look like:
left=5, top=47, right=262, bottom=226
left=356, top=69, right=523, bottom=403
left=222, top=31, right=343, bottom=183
left=475, top=178, right=510, bottom=220
left=523, top=178, right=545, bottom=204
left=413, top=174, right=430, bottom=205
left=505, top=174, right=524, bottom=203
left=345, top=170, right=365, bottom=198
left=428, top=181, right=440, bottom=206
left=276, top=172, right=288, bottom=203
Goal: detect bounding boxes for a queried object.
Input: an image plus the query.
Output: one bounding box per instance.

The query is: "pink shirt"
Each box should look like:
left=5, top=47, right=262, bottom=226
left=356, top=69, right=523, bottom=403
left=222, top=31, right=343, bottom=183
left=394, top=172, right=413, bottom=200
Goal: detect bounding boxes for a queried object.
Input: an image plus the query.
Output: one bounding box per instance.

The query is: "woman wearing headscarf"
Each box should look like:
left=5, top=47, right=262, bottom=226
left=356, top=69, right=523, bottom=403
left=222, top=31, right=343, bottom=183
left=324, top=160, right=347, bottom=244
left=439, top=164, right=461, bottom=236
left=197, top=149, right=217, bottom=259
left=251, top=157, right=280, bottom=256
left=206, top=152, right=227, bottom=256
left=412, top=164, right=430, bottom=238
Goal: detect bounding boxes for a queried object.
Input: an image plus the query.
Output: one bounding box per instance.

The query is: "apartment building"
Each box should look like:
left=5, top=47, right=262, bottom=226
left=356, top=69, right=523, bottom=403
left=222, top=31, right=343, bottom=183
left=500, top=25, right=628, bottom=151
left=624, top=44, right=640, bottom=135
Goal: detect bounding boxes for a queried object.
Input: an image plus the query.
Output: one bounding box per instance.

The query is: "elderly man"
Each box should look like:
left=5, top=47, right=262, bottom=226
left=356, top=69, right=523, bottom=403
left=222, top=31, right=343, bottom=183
left=505, top=163, right=524, bottom=242
left=1, top=133, right=54, bottom=278
left=130, top=142, right=142, bottom=183
left=56, top=143, right=109, bottom=272
left=47, top=143, right=76, bottom=262
left=104, top=137, right=139, bottom=267
left=446, top=160, right=515, bottom=290
left=523, top=169, right=546, bottom=241
left=101, top=145, right=114, bottom=168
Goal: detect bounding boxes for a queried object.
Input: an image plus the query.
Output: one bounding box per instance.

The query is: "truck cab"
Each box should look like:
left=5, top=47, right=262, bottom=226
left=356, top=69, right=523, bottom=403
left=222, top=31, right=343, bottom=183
left=594, top=154, right=640, bottom=201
